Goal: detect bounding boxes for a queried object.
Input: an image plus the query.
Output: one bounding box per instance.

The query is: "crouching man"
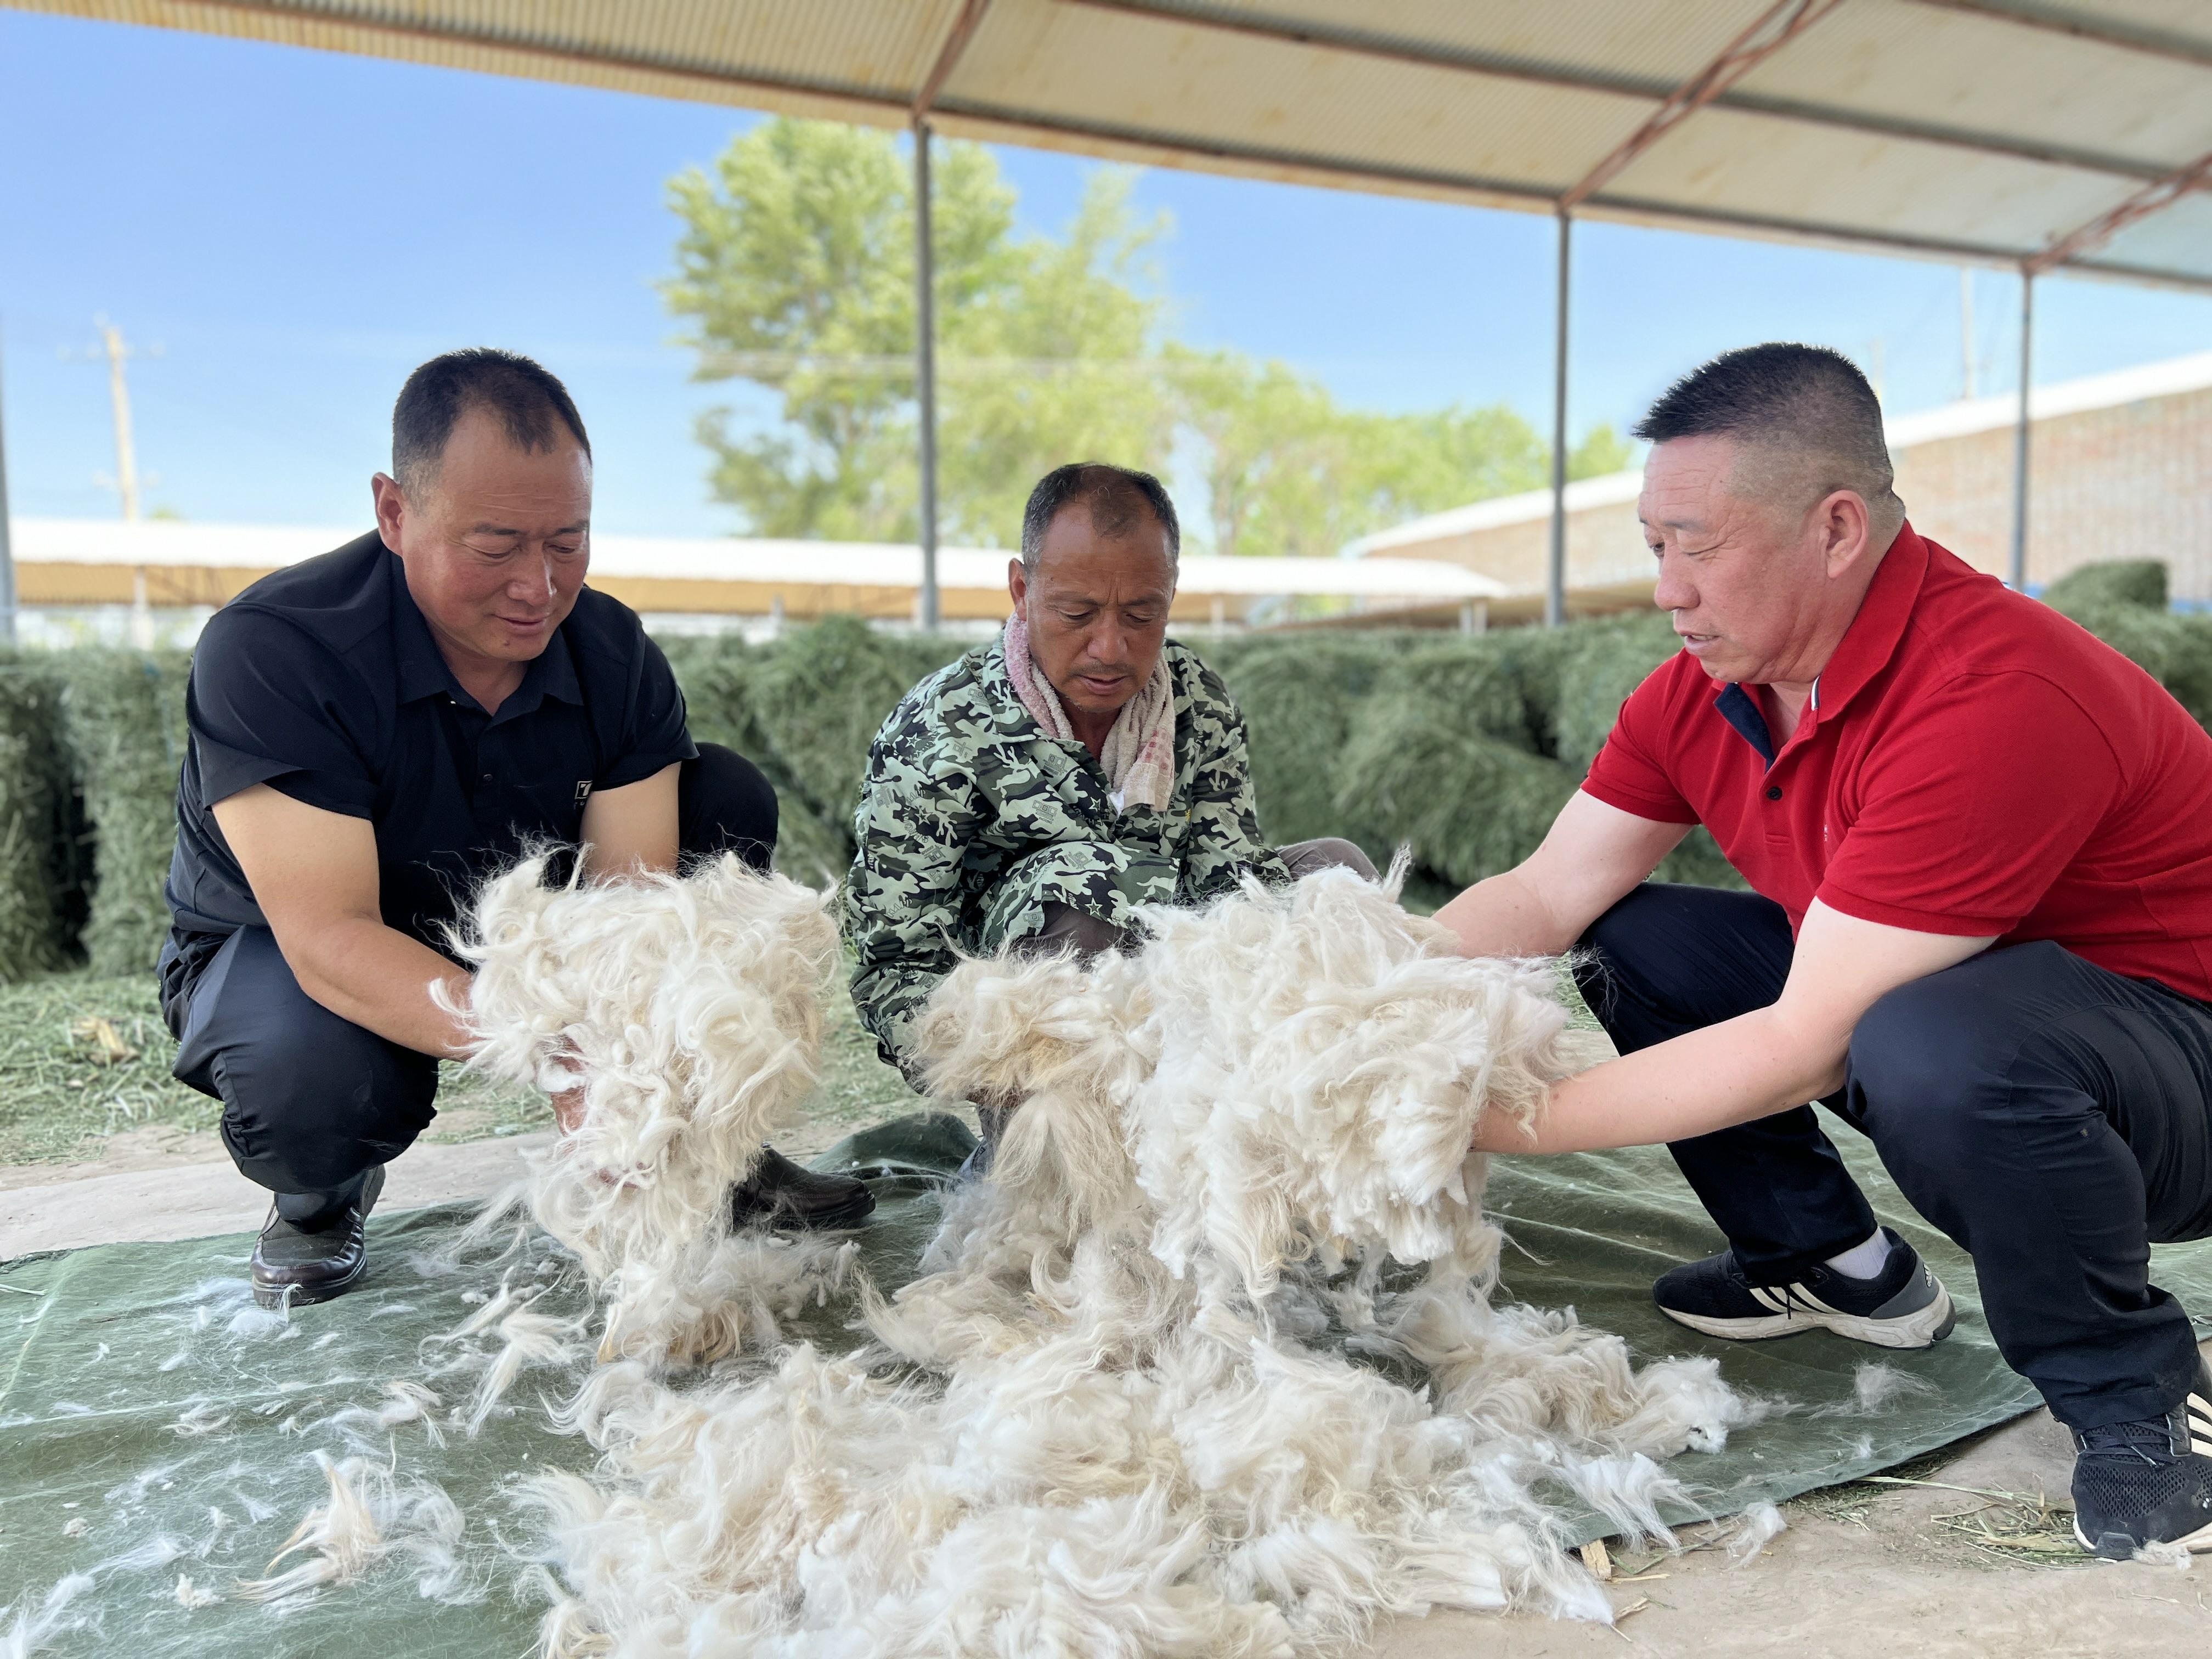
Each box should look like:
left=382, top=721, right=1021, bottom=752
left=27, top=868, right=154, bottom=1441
left=161, top=348, right=871, bottom=1311
left=845, top=462, right=1373, bottom=1154
left=1443, top=343, right=2212, bottom=1559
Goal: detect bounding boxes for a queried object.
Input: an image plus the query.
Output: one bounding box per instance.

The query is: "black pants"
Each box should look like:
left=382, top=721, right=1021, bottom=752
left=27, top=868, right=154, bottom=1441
left=160, top=744, right=777, bottom=1221
left=1576, top=883, right=2212, bottom=1429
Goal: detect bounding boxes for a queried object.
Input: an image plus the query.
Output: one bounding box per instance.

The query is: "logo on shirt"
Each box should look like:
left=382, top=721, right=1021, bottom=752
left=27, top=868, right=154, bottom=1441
left=574, top=780, right=593, bottom=805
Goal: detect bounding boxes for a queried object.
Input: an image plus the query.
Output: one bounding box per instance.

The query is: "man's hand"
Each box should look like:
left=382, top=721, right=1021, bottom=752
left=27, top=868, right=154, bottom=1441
left=212, top=784, right=475, bottom=1058
left=1477, top=899, right=1994, bottom=1154
left=1435, top=791, right=1692, bottom=960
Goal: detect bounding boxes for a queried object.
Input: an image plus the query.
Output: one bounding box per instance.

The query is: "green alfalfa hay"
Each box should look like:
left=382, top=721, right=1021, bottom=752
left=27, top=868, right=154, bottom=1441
left=741, top=617, right=973, bottom=877
left=1551, top=611, right=1683, bottom=774
left=0, top=657, right=75, bottom=980
left=2039, top=593, right=2212, bottom=731
left=652, top=632, right=841, bottom=883
left=2041, top=560, right=2167, bottom=612
left=54, top=650, right=193, bottom=976
left=1335, top=705, right=1581, bottom=887
left=1209, top=635, right=1401, bottom=852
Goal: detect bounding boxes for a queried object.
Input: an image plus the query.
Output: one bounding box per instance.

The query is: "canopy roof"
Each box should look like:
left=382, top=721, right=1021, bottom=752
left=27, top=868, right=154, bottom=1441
left=23, top=0, right=2212, bottom=290
left=12, top=518, right=1504, bottom=624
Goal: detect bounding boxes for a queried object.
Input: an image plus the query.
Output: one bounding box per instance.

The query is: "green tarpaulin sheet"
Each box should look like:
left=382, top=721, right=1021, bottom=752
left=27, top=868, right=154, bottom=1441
left=5, top=1114, right=2210, bottom=1656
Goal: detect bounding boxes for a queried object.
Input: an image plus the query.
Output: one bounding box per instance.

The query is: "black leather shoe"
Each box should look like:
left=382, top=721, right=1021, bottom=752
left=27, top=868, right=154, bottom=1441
left=730, top=1146, right=874, bottom=1231
left=251, top=1165, right=385, bottom=1310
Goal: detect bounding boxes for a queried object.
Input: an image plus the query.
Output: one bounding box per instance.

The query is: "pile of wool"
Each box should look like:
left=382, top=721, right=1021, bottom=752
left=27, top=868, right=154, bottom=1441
left=448, top=851, right=855, bottom=1368
left=520, top=860, right=1752, bottom=1656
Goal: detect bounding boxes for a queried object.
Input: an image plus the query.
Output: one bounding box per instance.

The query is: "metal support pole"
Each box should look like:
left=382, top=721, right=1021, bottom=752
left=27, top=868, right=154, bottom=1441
left=0, top=329, right=16, bottom=646
left=2009, top=269, right=2033, bottom=591
left=912, top=116, right=941, bottom=633
left=1545, top=210, right=1571, bottom=628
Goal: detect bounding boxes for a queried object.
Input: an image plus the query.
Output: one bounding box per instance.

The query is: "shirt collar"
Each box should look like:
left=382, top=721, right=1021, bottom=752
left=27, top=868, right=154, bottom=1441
left=386, top=541, right=584, bottom=716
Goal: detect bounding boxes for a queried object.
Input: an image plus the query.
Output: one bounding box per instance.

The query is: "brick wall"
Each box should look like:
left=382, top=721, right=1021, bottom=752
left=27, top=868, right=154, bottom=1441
left=1897, top=386, right=2212, bottom=598
left=1370, top=379, right=2212, bottom=606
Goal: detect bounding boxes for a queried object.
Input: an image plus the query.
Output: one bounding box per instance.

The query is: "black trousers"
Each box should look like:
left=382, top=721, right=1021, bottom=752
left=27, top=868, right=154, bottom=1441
left=1576, top=883, right=2212, bottom=1429
left=160, top=744, right=777, bottom=1220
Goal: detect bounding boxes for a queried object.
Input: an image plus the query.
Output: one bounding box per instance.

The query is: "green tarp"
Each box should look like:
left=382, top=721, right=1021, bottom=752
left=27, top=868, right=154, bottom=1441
left=5, top=1115, right=2210, bottom=1656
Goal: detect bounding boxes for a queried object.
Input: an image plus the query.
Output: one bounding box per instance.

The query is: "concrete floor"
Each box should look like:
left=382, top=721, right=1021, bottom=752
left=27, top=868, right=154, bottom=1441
left=5, top=1131, right=2207, bottom=1655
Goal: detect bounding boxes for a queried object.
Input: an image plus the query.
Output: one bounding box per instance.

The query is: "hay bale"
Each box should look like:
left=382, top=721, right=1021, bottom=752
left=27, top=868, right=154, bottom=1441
left=0, top=657, right=74, bottom=979
left=2055, top=603, right=2212, bottom=730
left=55, top=650, right=192, bottom=976
left=654, top=628, right=974, bottom=885
left=2042, top=560, right=2166, bottom=612
left=1209, top=636, right=1398, bottom=851
left=1551, top=613, right=1681, bottom=774
left=1337, top=641, right=1578, bottom=883
left=742, top=618, right=970, bottom=877
left=1488, top=623, right=1581, bottom=758
left=1334, top=704, right=1581, bottom=887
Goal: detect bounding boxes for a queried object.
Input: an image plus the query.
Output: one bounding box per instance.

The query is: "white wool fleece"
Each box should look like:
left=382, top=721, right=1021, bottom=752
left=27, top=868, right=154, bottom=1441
left=442, top=855, right=1754, bottom=1655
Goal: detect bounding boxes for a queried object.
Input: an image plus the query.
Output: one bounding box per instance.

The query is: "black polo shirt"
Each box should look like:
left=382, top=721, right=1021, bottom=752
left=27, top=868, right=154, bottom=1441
left=166, top=529, right=696, bottom=949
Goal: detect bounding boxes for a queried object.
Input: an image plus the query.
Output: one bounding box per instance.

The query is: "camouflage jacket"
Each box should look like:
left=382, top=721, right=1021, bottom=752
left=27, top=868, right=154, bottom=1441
left=844, top=635, right=1288, bottom=1082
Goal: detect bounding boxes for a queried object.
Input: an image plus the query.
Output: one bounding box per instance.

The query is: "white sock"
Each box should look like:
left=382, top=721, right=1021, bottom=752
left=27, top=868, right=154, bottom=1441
left=1824, top=1230, right=1893, bottom=1280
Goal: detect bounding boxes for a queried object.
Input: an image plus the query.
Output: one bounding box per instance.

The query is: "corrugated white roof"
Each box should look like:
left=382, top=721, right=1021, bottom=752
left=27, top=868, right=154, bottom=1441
left=13, top=519, right=1506, bottom=600
left=19, top=0, right=2212, bottom=289
left=1347, top=345, right=2212, bottom=552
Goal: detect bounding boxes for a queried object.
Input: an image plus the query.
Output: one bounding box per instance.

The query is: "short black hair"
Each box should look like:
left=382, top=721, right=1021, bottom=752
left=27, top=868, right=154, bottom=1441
left=1019, top=462, right=1180, bottom=573
left=391, top=348, right=590, bottom=496
left=1633, top=343, right=1900, bottom=521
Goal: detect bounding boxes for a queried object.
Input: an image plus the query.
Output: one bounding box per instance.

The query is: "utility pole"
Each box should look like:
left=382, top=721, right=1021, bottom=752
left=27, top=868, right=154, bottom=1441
left=74, top=318, right=154, bottom=647
left=95, top=319, right=143, bottom=522
left=912, top=119, right=940, bottom=633
left=1959, top=269, right=1977, bottom=400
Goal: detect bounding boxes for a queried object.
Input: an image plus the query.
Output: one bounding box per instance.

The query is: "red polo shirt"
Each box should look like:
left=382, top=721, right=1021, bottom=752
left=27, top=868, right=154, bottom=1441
left=1583, top=523, right=2212, bottom=1002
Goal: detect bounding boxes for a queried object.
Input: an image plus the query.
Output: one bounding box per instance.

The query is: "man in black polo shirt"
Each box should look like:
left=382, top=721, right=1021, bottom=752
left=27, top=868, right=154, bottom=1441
left=160, top=348, right=871, bottom=1311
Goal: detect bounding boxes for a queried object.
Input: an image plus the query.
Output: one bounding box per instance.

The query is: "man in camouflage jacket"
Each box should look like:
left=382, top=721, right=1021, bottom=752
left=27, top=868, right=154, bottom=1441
left=846, top=630, right=1293, bottom=1080
left=844, top=463, right=1370, bottom=1088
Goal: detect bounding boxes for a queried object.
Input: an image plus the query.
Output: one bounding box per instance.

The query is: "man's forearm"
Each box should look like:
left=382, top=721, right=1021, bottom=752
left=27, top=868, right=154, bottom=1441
left=285, top=918, right=475, bottom=1059
left=1434, top=867, right=1581, bottom=960
left=1476, top=1005, right=1846, bottom=1155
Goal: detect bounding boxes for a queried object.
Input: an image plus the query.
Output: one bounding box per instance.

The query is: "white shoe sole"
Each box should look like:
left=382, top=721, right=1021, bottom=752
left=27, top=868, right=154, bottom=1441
left=2073, top=1514, right=2212, bottom=1557
left=1658, top=1284, right=1957, bottom=1350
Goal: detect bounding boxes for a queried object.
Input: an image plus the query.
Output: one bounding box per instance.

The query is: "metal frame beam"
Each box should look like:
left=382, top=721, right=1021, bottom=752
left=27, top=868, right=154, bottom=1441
left=101, top=1, right=2212, bottom=293
left=909, top=0, right=993, bottom=633
left=2026, top=145, right=2212, bottom=276
left=1545, top=211, right=1570, bottom=628
left=1560, top=0, right=1844, bottom=210
left=1899, top=0, right=2212, bottom=72
left=1063, top=0, right=2181, bottom=185
left=0, top=330, right=14, bottom=645
left=2010, top=270, right=2033, bottom=590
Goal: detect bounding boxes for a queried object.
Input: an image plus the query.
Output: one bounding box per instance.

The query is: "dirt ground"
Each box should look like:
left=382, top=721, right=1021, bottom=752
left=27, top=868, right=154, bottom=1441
left=7, top=1122, right=2208, bottom=1656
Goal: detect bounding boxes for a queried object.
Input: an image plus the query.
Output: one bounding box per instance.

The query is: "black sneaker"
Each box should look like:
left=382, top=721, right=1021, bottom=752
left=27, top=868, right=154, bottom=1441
left=251, top=1165, right=385, bottom=1310
left=729, top=1146, right=875, bottom=1231
left=2071, top=1356, right=2212, bottom=1559
left=1652, top=1227, right=1955, bottom=1349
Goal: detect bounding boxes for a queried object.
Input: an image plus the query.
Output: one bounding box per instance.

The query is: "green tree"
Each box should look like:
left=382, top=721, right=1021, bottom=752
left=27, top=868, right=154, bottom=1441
left=665, top=119, right=1173, bottom=545
left=667, top=117, right=1639, bottom=556
left=1174, top=346, right=1634, bottom=558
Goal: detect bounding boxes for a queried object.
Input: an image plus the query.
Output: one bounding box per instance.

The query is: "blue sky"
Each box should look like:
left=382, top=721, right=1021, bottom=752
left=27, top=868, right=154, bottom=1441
left=5, top=7, right=2210, bottom=539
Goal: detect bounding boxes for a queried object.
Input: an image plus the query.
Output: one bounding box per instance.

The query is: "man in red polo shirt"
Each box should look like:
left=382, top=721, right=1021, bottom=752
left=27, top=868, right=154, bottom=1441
left=1437, top=343, right=2212, bottom=1559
